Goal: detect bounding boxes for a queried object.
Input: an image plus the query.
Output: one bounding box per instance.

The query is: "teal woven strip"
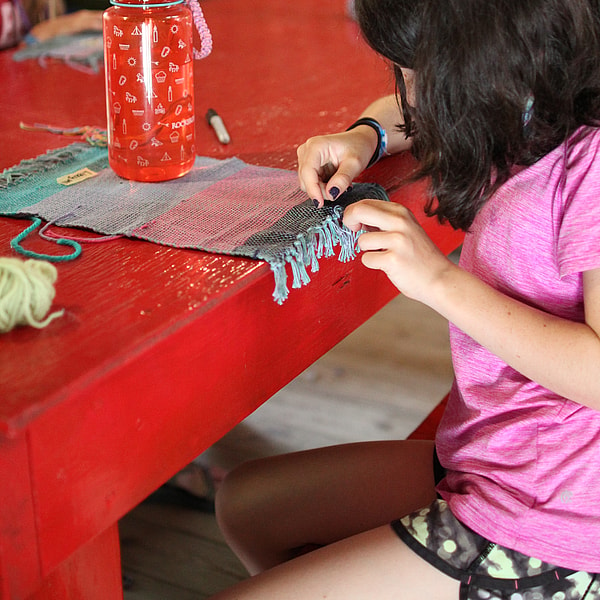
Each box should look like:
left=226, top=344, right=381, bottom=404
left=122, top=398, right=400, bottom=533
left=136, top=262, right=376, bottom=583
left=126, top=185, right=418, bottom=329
left=0, top=143, right=109, bottom=214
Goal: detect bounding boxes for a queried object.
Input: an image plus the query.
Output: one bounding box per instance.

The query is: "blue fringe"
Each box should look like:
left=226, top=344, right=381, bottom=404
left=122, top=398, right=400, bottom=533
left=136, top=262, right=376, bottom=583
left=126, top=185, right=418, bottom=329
left=271, top=206, right=361, bottom=304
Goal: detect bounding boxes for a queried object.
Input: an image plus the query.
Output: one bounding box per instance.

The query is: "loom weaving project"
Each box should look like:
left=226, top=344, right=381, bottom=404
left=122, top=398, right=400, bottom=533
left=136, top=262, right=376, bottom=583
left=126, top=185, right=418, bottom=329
left=0, top=143, right=389, bottom=303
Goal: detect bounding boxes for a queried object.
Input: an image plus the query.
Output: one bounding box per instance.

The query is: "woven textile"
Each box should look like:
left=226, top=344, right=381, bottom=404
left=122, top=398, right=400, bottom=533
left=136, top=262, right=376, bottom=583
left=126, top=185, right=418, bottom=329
left=0, top=143, right=388, bottom=302
left=12, top=32, right=104, bottom=73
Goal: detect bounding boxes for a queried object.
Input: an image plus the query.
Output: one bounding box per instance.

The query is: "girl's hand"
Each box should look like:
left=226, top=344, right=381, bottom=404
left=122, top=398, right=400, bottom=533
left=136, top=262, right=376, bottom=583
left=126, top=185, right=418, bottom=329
left=297, top=127, right=378, bottom=207
left=343, top=199, right=456, bottom=306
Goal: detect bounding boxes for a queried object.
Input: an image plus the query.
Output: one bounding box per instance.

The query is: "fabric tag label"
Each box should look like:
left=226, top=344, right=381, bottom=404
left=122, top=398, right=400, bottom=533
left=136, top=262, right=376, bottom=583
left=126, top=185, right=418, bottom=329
left=57, top=168, right=98, bottom=186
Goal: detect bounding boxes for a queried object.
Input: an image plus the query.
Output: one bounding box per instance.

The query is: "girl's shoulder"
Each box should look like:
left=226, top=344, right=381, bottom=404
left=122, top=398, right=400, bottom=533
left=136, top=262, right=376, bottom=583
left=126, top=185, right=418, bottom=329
left=566, top=125, right=600, bottom=163
left=556, top=126, right=600, bottom=277
left=560, top=126, right=600, bottom=201
left=513, top=126, right=600, bottom=193
left=533, top=125, right=600, bottom=198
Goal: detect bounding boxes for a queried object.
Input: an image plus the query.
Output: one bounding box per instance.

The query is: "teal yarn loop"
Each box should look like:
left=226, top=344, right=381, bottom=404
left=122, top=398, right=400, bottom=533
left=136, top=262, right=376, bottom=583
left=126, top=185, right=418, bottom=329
left=10, top=218, right=82, bottom=262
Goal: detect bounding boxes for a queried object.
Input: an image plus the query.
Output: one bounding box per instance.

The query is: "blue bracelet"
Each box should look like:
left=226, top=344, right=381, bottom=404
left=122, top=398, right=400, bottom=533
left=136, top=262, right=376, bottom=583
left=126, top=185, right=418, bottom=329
left=346, top=117, right=388, bottom=167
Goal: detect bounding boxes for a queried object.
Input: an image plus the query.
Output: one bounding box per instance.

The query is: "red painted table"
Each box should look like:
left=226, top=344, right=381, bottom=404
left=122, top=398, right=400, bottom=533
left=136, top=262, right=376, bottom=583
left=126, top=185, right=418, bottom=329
left=0, top=1, right=464, bottom=597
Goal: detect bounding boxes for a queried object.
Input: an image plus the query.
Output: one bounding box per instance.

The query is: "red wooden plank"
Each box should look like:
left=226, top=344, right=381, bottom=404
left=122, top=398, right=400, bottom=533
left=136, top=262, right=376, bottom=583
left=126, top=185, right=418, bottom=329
left=0, top=434, right=42, bottom=598
left=27, top=525, right=122, bottom=600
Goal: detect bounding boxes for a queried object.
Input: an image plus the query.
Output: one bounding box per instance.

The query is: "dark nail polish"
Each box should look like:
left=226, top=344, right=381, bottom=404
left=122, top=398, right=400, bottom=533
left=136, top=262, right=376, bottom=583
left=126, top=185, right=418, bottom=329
left=329, top=187, right=340, bottom=200
left=347, top=185, right=353, bottom=192
left=312, top=199, right=320, bottom=208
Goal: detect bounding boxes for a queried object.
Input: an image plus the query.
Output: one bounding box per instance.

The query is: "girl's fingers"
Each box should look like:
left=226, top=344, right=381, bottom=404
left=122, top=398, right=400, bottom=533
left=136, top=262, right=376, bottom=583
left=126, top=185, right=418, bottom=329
left=297, top=132, right=372, bottom=207
left=343, top=199, right=414, bottom=232
left=355, top=231, right=394, bottom=252
left=359, top=248, right=394, bottom=273
left=297, top=162, right=326, bottom=206
left=323, top=164, right=356, bottom=203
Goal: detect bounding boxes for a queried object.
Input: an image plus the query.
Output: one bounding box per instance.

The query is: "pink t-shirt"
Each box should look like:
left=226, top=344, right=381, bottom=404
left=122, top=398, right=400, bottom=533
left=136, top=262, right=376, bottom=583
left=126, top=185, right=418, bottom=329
left=436, top=126, right=600, bottom=572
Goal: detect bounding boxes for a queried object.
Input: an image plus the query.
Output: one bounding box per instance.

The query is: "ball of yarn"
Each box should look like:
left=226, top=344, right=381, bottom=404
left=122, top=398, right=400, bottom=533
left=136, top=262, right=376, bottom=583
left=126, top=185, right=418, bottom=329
left=0, top=257, right=64, bottom=333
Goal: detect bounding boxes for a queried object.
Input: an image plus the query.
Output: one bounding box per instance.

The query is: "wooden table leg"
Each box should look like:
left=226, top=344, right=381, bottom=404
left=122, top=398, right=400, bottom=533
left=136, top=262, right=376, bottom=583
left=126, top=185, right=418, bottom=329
left=28, top=524, right=123, bottom=600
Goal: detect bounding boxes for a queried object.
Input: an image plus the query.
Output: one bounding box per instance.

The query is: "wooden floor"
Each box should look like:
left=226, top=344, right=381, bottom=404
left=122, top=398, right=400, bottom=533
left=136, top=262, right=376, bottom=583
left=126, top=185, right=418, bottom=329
left=119, top=290, right=455, bottom=599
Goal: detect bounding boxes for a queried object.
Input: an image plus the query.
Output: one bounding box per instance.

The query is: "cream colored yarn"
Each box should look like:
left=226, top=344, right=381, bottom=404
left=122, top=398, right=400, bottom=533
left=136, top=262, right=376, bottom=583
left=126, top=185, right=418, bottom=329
left=0, top=257, right=64, bottom=333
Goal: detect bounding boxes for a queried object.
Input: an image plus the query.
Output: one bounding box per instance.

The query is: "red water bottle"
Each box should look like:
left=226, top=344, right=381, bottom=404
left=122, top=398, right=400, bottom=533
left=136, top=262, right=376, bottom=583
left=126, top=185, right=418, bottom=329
left=103, top=0, right=211, bottom=181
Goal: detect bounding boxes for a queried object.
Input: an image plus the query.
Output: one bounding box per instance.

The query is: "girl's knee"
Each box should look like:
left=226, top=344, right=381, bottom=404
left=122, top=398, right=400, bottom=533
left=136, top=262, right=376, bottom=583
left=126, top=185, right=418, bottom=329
left=215, top=458, right=295, bottom=573
left=215, top=458, right=273, bottom=535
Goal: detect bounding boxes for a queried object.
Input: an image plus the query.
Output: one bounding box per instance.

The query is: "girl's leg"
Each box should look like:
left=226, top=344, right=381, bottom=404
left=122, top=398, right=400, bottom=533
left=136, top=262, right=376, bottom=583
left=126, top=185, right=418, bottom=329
left=209, top=521, right=459, bottom=600
left=216, top=439, right=437, bottom=574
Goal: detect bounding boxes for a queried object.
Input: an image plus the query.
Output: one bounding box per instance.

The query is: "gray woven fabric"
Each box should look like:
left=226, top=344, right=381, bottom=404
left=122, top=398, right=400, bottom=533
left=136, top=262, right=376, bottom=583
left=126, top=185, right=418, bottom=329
left=18, top=156, right=248, bottom=236
left=1, top=144, right=389, bottom=302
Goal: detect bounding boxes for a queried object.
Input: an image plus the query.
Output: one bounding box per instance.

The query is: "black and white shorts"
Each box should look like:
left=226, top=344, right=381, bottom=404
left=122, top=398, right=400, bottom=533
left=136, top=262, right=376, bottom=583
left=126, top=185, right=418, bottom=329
left=392, top=497, right=600, bottom=599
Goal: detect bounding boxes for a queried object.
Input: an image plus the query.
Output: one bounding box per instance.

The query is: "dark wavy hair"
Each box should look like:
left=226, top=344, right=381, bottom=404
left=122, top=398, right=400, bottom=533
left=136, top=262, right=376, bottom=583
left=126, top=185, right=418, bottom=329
left=356, top=0, right=600, bottom=230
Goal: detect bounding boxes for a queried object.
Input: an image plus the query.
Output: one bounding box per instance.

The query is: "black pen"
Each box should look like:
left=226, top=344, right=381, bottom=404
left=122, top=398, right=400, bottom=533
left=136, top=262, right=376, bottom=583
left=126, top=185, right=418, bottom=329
left=206, top=108, right=231, bottom=144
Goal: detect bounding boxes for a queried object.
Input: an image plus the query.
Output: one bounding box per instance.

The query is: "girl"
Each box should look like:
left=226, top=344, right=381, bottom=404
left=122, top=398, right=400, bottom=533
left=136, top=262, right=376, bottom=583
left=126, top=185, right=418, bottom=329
left=211, top=0, right=600, bottom=598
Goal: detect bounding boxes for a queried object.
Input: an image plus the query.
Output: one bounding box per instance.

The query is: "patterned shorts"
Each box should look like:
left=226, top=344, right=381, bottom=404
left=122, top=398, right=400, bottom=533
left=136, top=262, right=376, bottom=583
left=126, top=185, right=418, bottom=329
left=391, top=500, right=600, bottom=600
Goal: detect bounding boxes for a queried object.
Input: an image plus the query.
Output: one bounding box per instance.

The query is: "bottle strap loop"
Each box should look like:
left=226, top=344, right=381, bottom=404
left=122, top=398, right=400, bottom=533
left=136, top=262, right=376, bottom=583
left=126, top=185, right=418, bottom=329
left=187, top=0, right=212, bottom=60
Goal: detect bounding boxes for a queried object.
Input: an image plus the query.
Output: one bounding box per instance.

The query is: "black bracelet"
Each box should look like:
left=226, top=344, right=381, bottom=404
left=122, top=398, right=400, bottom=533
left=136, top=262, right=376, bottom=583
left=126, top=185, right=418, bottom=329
left=346, top=117, right=388, bottom=168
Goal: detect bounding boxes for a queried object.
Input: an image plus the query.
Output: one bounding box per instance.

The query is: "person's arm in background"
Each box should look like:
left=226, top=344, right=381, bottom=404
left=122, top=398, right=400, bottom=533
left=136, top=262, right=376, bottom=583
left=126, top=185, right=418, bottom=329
left=0, top=0, right=102, bottom=49
left=28, top=8, right=101, bottom=41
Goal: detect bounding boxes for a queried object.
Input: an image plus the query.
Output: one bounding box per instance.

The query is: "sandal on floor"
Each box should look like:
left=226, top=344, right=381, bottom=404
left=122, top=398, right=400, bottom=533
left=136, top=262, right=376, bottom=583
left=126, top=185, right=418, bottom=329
left=143, top=462, right=220, bottom=513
